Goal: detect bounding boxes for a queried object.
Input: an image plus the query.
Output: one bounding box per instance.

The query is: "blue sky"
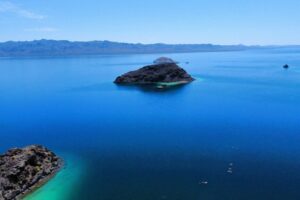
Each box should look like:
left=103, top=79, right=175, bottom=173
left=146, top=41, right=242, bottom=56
left=0, top=0, right=300, bottom=44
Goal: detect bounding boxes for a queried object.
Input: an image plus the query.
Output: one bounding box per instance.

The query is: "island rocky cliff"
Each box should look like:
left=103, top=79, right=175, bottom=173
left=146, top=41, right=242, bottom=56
left=114, top=58, right=194, bottom=86
left=0, top=145, right=62, bottom=200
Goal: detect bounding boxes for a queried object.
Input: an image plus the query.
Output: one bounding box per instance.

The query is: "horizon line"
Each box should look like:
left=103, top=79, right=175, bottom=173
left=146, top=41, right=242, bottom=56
left=0, top=39, right=300, bottom=47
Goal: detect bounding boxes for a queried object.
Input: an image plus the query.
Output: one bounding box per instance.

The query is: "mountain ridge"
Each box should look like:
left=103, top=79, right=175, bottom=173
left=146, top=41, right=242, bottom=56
left=0, top=39, right=292, bottom=57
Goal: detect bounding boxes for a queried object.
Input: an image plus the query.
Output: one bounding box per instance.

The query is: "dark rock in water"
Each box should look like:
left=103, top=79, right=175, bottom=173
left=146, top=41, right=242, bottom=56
left=283, top=64, right=289, bottom=69
left=114, top=58, right=194, bottom=86
left=0, top=145, right=62, bottom=200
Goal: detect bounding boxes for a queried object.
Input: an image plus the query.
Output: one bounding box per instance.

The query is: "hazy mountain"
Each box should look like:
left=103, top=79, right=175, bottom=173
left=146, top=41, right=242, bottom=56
left=0, top=39, right=259, bottom=57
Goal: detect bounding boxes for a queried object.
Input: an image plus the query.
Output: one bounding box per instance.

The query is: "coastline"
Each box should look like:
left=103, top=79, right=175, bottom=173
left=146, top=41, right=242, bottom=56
left=156, top=81, right=191, bottom=87
left=16, top=160, right=64, bottom=200
left=0, top=145, right=64, bottom=200
left=23, top=154, right=85, bottom=200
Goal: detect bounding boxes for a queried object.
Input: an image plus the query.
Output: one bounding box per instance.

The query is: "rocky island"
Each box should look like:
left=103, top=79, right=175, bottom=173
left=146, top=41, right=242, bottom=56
left=0, top=145, right=62, bottom=200
left=114, top=57, right=195, bottom=88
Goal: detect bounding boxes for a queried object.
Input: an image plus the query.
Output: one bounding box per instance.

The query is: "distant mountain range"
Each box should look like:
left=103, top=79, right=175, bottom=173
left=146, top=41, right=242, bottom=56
left=0, top=39, right=284, bottom=57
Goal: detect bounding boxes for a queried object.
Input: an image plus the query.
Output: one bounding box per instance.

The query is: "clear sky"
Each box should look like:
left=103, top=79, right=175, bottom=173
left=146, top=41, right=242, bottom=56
left=0, top=0, right=300, bottom=45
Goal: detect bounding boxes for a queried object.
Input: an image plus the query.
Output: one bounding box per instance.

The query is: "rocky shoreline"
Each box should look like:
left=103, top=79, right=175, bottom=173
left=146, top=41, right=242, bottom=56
left=0, top=145, right=62, bottom=200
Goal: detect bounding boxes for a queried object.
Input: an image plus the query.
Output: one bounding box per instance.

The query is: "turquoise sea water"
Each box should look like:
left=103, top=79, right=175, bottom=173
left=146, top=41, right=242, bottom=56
left=1, top=48, right=300, bottom=200
left=24, top=154, right=85, bottom=200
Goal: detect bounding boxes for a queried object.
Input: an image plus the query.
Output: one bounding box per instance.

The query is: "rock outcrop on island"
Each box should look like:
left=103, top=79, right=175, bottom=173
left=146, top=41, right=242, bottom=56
left=114, top=57, right=194, bottom=86
left=153, top=57, right=177, bottom=64
left=0, top=145, right=62, bottom=200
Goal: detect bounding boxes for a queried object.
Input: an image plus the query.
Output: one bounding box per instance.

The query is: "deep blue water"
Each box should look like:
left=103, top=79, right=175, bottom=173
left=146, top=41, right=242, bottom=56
left=1, top=49, right=300, bottom=200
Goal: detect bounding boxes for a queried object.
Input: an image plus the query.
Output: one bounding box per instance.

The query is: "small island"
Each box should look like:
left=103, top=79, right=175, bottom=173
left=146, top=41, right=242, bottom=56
left=114, top=57, right=195, bottom=88
left=0, top=145, right=62, bottom=200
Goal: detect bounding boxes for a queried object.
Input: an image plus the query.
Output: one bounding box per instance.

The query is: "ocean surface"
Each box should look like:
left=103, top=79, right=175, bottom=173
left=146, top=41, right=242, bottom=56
left=1, top=48, right=300, bottom=200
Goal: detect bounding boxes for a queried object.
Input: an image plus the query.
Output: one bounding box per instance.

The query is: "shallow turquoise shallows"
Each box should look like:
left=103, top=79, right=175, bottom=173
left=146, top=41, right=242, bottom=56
left=1, top=48, right=300, bottom=200
left=24, top=154, right=85, bottom=200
